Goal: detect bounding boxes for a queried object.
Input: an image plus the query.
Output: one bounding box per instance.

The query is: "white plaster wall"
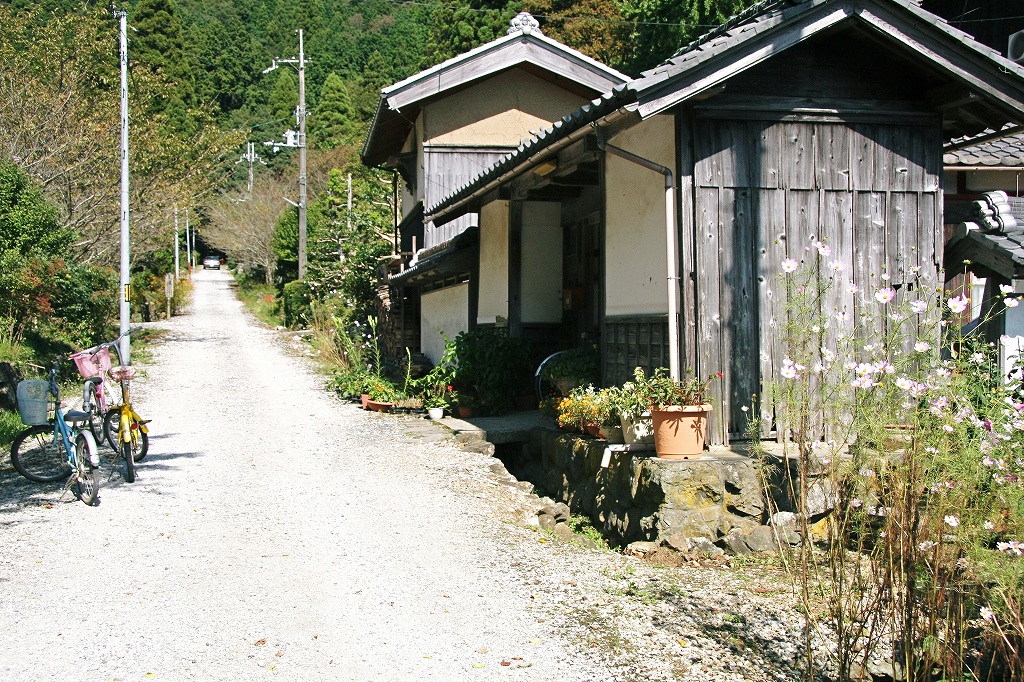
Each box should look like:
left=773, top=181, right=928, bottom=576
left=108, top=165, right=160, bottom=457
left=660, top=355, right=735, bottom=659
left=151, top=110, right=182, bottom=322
left=478, top=200, right=510, bottom=325
left=400, top=128, right=417, bottom=218
left=605, top=115, right=675, bottom=316
left=423, top=69, right=587, bottom=147
left=960, top=170, right=1024, bottom=194
left=521, top=201, right=562, bottom=323
left=421, top=283, right=469, bottom=363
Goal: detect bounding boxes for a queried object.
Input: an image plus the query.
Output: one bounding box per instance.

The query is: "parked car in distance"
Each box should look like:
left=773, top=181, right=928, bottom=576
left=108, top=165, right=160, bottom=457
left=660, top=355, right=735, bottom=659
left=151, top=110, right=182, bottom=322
left=203, top=256, right=221, bottom=270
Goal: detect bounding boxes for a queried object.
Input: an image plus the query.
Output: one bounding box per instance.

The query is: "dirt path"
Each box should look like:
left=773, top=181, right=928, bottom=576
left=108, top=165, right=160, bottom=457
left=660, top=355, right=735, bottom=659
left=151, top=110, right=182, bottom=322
left=0, top=270, right=806, bottom=682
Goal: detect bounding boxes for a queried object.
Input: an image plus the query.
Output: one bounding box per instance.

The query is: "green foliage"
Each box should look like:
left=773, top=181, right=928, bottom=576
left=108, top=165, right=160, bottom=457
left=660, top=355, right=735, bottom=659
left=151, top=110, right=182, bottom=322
left=0, top=409, right=24, bottom=448
left=133, top=0, right=196, bottom=119
left=269, top=69, right=298, bottom=123
left=451, top=327, right=532, bottom=414
left=311, top=72, right=356, bottom=150
left=234, top=272, right=283, bottom=329
left=541, top=346, right=599, bottom=390
left=630, top=366, right=719, bottom=408
left=271, top=205, right=299, bottom=285
left=421, top=0, right=522, bottom=68
left=616, top=0, right=756, bottom=73
left=282, top=279, right=311, bottom=328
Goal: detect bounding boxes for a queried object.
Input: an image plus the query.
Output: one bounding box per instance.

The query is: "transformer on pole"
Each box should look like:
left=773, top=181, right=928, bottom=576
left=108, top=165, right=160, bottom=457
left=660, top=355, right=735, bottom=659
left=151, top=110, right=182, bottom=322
left=263, top=29, right=309, bottom=278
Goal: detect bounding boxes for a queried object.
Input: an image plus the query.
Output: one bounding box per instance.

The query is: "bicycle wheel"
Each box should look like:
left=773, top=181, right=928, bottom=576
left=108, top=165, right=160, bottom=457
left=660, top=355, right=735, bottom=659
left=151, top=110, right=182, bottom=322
left=10, top=425, right=72, bottom=483
left=87, top=385, right=105, bottom=444
left=74, top=432, right=99, bottom=506
left=120, top=439, right=135, bottom=483
left=105, top=409, right=149, bottom=462
left=102, top=408, right=119, bottom=451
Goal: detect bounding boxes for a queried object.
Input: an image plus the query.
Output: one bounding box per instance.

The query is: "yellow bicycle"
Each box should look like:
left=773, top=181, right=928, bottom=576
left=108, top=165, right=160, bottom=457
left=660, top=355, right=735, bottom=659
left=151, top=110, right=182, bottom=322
left=99, top=328, right=150, bottom=483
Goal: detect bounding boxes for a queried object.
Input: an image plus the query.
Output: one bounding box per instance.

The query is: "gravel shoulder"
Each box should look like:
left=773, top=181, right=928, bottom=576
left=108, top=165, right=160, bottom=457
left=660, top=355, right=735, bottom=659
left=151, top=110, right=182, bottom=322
left=0, top=270, right=808, bottom=682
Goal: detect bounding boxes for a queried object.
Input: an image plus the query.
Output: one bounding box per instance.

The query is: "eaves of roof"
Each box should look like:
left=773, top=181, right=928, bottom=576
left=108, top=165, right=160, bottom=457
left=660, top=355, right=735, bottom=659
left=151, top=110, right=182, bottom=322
left=944, top=131, right=1024, bottom=168
left=424, top=85, right=638, bottom=225
left=361, top=28, right=629, bottom=168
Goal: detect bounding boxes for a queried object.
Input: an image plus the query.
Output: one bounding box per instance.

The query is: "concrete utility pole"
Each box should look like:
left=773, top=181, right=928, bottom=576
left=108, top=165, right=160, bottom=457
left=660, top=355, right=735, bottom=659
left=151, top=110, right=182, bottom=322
left=263, top=29, right=309, bottom=278
left=174, top=205, right=180, bottom=279
left=237, top=142, right=267, bottom=197
left=113, top=5, right=131, bottom=364
left=185, top=208, right=192, bottom=270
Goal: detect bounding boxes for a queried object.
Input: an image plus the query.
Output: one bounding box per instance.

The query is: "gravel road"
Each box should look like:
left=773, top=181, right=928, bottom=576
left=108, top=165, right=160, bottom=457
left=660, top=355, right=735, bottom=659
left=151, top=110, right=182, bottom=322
left=0, top=270, right=809, bottom=682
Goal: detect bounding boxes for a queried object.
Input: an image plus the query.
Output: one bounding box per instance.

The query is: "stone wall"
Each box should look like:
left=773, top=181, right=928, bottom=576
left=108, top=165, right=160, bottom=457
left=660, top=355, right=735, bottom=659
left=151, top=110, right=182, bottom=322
left=529, top=428, right=769, bottom=550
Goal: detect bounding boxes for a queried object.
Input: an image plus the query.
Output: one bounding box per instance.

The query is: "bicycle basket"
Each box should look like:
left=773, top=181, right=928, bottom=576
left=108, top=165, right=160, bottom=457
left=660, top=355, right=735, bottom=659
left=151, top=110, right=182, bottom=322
left=71, top=346, right=112, bottom=379
left=16, top=380, right=51, bottom=426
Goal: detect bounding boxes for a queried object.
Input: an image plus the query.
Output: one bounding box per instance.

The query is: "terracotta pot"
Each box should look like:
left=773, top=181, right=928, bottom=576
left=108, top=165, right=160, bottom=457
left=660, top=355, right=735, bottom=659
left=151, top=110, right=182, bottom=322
left=651, top=404, right=713, bottom=459
left=619, top=411, right=654, bottom=445
left=360, top=393, right=370, bottom=409
left=457, top=405, right=473, bottom=418
left=584, top=422, right=602, bottom=437
left=366, top=400, right=394, bottom=413
left=427, top=407, right=444, bottom=420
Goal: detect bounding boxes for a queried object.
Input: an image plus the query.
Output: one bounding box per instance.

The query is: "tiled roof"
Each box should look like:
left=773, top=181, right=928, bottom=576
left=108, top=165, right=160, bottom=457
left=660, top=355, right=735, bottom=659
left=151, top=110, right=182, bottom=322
left=947, top=191, right=1024, bottom=279
left=944, top=132, right=1024, bottom=167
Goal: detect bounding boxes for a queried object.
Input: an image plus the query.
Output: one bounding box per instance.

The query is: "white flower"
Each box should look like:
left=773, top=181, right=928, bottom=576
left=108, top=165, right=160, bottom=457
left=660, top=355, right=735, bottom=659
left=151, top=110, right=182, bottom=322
left=896, top=377, right=913, bottom=391
left=781, top=258, right=799, bottom=273
left=859, top=468, right=875, bottom=478
left=984, top=520, right=996, bottom=530
left=829, top=260, right=844, bottom=272
left=815, top=241, right=831, bottom=257
left=947, top=295, right=970, bottom=314
left=980, top=606, right=995, bottom=622
left=915, top=341, right=931, bottom=353
left=910, top=300, right=928, bottom=314
left=1005, top=297, right=1020, bottom=308
left=881, top=272, right=890, bottom=281
left=970, top=352, right=985, bottom=364
left=919, top=541, right=937, bottom=552
left=1000, top=284, right=1014, bottom=295
left=944, top=515, right=960, bottom=528
left=875, top=288, right=896, bottom=304
left=943, top=424, right=955, bottom=433
left=850, top=498, right=863, bottom=508
left=835, top=311, right=849, bottom=323
left=847, top=284, right=859, bottom=294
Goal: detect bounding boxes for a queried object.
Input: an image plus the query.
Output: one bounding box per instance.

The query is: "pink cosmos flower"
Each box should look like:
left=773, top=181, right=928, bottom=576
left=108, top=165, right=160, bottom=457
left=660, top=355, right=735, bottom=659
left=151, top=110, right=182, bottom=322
left=947, top=295, right=970, bottom=314
left=875, top=288, right=896, bottom=304
left=781, top=258, right=799, bottom=273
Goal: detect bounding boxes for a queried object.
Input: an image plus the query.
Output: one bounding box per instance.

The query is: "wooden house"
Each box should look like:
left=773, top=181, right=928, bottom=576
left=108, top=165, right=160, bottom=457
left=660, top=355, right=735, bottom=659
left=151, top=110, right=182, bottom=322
left=425, top=0, right=1024, bottom=446
left=360, top=12, right=627, bottom=362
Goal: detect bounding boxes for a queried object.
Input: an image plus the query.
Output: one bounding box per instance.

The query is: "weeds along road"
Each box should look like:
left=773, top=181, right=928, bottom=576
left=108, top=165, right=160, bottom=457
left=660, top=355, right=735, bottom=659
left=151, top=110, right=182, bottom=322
left=0, top=269, right=624, bottom=682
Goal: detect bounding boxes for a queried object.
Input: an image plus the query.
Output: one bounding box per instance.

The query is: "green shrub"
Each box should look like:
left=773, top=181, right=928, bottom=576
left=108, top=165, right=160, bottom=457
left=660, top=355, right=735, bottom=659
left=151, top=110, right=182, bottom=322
left=452, top=327, right=531, bottom=415
left=282, top=279, right=311, bottom=328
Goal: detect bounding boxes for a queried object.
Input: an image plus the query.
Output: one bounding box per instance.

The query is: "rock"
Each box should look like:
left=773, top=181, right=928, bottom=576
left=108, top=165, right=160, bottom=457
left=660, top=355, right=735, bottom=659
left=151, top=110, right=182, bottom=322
left=0, top=362, right=22, bottom=412
left=658, top=507, right=725, bottom=539
left=552, top=522, right=576, bottom=543
left=551, top=502, right=571, bottom=524
left=718, top=529, right=752, bottom=556
left=661, top=534, right=690, bottom=553
left=722, top=460, right=765, bottom=519
left=743, top=526, right=780, bottom=553
left=805, top=477, right=837, bottom=520
left=686, top=536, right=724, bottom=557
left=623, top=541, right=658, bottom=557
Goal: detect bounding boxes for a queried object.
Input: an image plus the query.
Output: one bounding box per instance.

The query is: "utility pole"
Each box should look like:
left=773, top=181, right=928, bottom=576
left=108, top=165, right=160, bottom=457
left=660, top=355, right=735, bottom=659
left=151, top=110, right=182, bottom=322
left=185, top=208, right=192, bottom=270
left=113, top=4, right=131, bottom=364
left=174, top=205, right=180, bottom=279
left=237, top=142, right=267, bottom=198
left=263, top=29, right=309, bottom=278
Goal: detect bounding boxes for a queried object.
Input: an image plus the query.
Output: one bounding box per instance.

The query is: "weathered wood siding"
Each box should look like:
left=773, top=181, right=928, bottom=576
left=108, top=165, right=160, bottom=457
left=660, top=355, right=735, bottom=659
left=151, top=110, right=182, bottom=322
left=423, top=147, right=512, bottom=249
left=692, top=119, right=942, bottom=444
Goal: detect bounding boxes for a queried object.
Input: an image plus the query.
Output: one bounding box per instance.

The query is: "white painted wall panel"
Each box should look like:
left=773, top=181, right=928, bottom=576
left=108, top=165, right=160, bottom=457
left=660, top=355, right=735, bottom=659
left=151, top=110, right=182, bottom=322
left=421, top=283, right=469, bottom=363
left=521, top=201, right=562, bottom=323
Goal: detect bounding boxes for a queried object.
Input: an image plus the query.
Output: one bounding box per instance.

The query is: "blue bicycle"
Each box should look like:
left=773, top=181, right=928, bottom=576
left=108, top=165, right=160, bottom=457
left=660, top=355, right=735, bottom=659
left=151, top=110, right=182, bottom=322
left=10, top=359, right=101, bottom=505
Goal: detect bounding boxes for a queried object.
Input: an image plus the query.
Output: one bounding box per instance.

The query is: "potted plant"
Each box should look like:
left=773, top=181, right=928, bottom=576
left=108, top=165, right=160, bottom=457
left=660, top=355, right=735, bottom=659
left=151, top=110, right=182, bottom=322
left=613, top=375, right=654, bottom=446
left=540, top=346, right=600, bottom=397
left=451, top=328, right=531, bottom=415
left=423, top=395, right=447, bottom=420
left=629, top=367, right=720, bottom=459
left=366, top=377, right=399, bottom=413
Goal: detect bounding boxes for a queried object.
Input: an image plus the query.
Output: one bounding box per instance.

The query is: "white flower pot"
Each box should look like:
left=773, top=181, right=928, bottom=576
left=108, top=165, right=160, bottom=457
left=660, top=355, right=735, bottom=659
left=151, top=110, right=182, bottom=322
left=620, top=411, right=654, bottom=445
left=427, top=407, right=444, bottom=420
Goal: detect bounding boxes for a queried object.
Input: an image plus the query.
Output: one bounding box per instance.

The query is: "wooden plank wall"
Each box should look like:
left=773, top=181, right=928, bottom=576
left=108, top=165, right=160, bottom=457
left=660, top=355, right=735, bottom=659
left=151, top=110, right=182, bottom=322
left=422, top=148, right=511, bottom=249
left=693, top=118, right=942, bottom=445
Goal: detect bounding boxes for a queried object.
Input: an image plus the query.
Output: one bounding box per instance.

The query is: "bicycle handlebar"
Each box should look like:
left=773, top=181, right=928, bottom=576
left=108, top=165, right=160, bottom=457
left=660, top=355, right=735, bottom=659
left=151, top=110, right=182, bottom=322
left=81, top=326, right=144, bottom=356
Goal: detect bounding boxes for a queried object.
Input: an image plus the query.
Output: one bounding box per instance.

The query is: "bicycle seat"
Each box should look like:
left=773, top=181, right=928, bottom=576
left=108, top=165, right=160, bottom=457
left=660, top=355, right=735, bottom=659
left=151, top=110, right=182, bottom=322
left=64, top=410, right=89, bottom=424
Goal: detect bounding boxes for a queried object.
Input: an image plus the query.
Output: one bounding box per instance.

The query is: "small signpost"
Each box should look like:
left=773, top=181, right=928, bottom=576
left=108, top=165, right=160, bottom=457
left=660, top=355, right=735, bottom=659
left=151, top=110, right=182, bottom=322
left=165, top=273, right=175, bottom=320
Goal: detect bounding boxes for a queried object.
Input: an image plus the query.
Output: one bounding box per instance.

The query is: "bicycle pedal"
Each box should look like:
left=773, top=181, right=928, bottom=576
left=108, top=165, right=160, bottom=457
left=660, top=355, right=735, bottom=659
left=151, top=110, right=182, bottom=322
left=90, top=453, right=101, bottom=467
